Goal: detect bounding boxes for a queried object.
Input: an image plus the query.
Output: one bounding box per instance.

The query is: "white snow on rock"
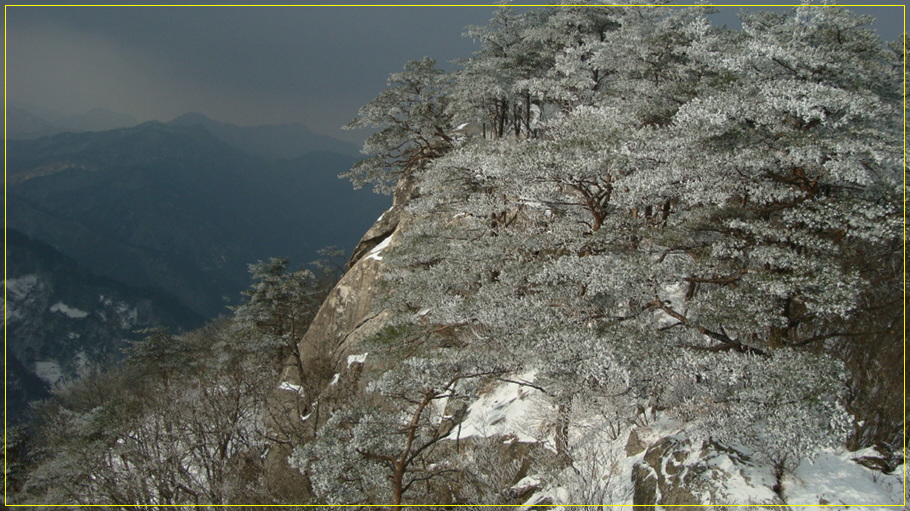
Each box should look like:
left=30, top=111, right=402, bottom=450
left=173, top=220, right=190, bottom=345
left=329, top=373, right=340, bottom=386
left=699, top=449, right=779, bottom=504
left=34, top=360, right=64, bottom=386
left=347, top=352, right=368, bottom=367
left=783, top=448, right=905, bottom=508
left=366, top=235, right=393, bottom=261
left=278, top=381, right=304, bottom=396
left=5, top=274, right=38, bottom=300
left=447, top=371, right=549, bottom=443
left=49, top=302, right=90, bottom=319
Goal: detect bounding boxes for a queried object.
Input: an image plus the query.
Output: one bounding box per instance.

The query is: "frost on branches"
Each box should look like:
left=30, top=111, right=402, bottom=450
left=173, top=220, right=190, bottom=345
left=318, top=3, right=903, bottom=505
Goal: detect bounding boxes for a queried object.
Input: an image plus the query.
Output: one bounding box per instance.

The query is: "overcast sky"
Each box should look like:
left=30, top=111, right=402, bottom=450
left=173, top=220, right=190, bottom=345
left=5, top=1, right=905, bottom=145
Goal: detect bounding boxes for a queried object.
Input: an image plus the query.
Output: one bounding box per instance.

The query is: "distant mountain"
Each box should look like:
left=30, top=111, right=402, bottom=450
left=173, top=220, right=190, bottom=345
left=6, top=122, right=389, bottom=317
left=6, top=104, right=138, bottom=139
left=4, top=229, right=205, bottom=424
left=168, top=112, right=360, bottom=160
left=5, top=107, right=359, bottom=160
left=6, top=106, right=58, bottom=139
left=61, top=107, right=139, bottom=133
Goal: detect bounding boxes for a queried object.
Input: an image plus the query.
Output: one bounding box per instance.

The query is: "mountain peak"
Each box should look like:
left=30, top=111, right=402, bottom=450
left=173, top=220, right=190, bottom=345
left=168, top=112, right=222, bottom=127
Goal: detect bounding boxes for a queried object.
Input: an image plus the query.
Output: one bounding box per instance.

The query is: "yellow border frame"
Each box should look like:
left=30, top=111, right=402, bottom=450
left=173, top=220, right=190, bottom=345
left=2, top=2, right=906, bottom=508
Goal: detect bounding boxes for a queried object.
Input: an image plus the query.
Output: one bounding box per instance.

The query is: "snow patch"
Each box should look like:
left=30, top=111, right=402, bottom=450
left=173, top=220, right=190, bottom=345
left=347, top=352, right=368, bottom=367
left=366, top=235, right=393, bottom=261
left=278, top=381, right=304, bottom=396
left=783, top=448, right=905, bottom=508
left=34, top=361, right=64, bottom=386
left=447, top=371, right=548, bottom=443
left=5, top=274, right=38, bottom=300
left=50, top=302, right=89, bottom=319
left=329, top=373, right=340, bottom=386
left=700, top=448, right=779, bottom=503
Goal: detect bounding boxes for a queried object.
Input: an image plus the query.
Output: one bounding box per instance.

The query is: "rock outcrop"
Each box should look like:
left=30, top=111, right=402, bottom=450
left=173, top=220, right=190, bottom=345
left=263, top=176, right=417, bottom=498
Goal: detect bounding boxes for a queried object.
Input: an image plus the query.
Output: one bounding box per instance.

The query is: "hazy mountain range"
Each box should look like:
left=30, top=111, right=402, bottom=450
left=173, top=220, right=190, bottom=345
left=5, top=109, right=387, bottom=422
left=7, top=104, right=140, bottom=139
left=7, top=113, right=386, bottom=317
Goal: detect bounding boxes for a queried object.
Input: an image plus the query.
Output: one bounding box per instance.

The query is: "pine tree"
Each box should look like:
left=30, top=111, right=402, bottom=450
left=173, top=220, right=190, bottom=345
left=341, top=57, right=456, bottom=194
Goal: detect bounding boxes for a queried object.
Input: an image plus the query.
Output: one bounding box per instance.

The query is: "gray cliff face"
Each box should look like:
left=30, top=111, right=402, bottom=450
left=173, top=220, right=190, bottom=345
left=263, top=177, right=416, bottom=500
left=297, top=174, right=418, bottom=397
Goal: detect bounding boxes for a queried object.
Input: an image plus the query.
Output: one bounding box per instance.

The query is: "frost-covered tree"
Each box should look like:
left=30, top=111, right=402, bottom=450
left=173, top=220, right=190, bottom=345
left=638, top=5, right=903, bottom=353
left=453, top=7, right=546, bottom=140
left=326, top=3, right=902, bottom=504
left=18, top=250, right=346, bottom=505
left=232, top=256, right=337, bottom=380
left=291, top=343, right=509, bottom=506
left=341, top=57, right=456, bottom=194
left=21, top=320, right=280, bottom=505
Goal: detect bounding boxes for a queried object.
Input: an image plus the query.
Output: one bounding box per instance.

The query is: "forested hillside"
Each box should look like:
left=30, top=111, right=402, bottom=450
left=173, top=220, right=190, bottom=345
left=9, top=3, right=905, bottom=507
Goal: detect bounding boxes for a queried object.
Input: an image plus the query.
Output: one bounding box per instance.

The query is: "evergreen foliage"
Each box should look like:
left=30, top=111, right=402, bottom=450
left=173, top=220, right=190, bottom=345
left=325, top=3, right=903, bottom=505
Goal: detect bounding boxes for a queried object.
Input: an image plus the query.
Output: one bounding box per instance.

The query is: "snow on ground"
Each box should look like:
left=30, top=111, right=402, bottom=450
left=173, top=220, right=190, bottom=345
left=700, top=448, right=780, bottom=504
left=34, top=360, right=64, bottom=386
left=278, top=381, right=304, bottom=395
left=366, top=235, right=393, bottom=261
left=443, top=375, right=904, bottom=509
left=784, top=448, right=905, bottom=509
left=49, top=301, right=90, bottom=319
left=446, top=371, right=551, bottom=443
left=329, top=373, right=340, bottom=386
left=5, top=274, right=39, bottom=300
left=347, top=352, right=368, bottom=367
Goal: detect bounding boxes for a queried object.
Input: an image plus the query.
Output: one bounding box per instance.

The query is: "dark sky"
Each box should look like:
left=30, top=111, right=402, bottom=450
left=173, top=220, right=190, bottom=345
left=4, top=1, right=905, bottom=145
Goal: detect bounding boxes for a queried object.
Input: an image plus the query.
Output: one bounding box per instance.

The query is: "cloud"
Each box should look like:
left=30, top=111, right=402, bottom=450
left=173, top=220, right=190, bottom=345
left=5, top=7, right=494, bottom=140
left=5, top=4, right=902, bottom=143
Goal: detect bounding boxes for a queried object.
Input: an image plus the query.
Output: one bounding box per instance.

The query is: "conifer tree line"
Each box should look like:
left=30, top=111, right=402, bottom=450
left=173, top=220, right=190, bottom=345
left=304, top=1, right=904, bottom=504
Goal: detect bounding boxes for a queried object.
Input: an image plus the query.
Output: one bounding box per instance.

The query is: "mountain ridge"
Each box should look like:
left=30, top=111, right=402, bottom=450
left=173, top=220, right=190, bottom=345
left=6, top=121, right=388, bottom=317
left=167, top=112, right=361, bottom=159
